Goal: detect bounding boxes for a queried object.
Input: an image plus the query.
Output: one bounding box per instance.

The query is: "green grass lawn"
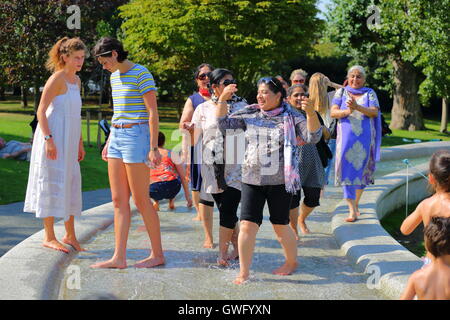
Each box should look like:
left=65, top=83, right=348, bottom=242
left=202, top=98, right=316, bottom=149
left=0, top=105, right=448, bottom=205
left=0, top=112, right=180, bottom=205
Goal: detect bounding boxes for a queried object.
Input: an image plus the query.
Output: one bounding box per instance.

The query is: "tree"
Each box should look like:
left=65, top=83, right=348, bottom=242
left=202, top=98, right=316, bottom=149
left=325, top=0, right=449, bottom=131
left=0, top=0, right=127, bottom=109
left=119, top=0, right=322, bottom=102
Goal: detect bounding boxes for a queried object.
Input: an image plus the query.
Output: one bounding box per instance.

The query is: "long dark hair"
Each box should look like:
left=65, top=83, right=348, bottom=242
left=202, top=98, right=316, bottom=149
left=430, top=150, right=450, bottom=192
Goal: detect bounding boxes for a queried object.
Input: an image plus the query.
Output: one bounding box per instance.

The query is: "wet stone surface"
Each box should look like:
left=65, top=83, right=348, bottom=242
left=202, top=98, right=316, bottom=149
left=59, top=184, right=387, bottom=300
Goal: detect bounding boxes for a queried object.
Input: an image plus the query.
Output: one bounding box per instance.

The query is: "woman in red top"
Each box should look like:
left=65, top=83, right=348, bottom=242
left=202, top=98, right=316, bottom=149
left=150, top=132, right=192, bottom=211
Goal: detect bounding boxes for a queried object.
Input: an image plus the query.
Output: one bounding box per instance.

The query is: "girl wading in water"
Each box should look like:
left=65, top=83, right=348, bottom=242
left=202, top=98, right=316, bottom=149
left=90, top=37, right=164, bottom=269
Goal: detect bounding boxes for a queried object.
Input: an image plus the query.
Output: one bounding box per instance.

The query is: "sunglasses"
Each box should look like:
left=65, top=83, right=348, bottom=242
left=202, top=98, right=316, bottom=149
left=220, top=79, right=236, bottom=86
left=197, top=73, right=209, bottom=80
left=292, top=79, right=305, bottom=84
left=259, top=77, right=280, bottom=89
left=292, top=92, right=308, bottom=98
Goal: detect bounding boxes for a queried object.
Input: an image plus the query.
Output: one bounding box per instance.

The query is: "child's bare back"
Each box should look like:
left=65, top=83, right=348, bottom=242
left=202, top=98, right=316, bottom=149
left=403, top=260, right=450, bottom=300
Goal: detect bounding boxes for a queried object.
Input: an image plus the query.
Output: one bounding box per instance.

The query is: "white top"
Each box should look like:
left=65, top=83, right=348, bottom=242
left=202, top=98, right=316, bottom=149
left=24, top=82, right=82, bottom=220
left=191, top=99, right=246, bottom=193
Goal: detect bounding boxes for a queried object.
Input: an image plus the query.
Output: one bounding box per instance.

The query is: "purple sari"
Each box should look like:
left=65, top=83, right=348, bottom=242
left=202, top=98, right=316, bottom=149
left=332, top=86, right=382, bottom=186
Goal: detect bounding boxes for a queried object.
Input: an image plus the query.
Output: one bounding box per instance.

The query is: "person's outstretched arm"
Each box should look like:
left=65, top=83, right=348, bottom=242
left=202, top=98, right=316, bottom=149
left=400, top=201, right=424, bottom=235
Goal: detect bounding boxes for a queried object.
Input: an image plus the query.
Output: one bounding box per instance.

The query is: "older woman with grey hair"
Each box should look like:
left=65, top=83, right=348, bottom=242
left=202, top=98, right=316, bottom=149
left=330, top=65, right=382, bottom=222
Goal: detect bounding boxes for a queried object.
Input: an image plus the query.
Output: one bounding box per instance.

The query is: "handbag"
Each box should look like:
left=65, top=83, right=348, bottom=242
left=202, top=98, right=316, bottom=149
left=315, top=112, right=333, bottom=168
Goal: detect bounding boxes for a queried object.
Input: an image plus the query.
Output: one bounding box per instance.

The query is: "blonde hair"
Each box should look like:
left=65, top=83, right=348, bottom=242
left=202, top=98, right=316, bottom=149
left=309, top=72, right=329, bottom=116
left=290, top=68, right=308, bottom=81
left=45, top=37, right=86, bottom=72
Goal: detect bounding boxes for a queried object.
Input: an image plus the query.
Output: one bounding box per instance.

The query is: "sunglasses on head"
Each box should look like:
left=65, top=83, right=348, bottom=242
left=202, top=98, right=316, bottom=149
left=197, top=73, right=209, bottom=80
left=220, top=79, right=236, bottom=86
left=95, top=50, right=113, bottom=58
left=259, top=77, right=280, bottom=89
left=292, top=79, right=305, bottom=84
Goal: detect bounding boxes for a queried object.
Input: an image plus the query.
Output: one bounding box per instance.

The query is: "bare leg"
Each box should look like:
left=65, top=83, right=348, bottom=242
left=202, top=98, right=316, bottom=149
left=125, top=163, right=165, bottom=268
left=91, top=159, right=130, bottom=269
left=234, top=221, right=259, bottom=285
left=192, top=191, right=201, bottom=221
left=289, top=207, right=299, bottom=240
left=272, top=224, right=298, bottom=275
left=218, top=226, right=234, bottom=266
left=345, top=198, right=358, bottom=222
left=200, top=203, right=214, bottom=248
left=62, top=215, right=85, bottom=251
left=42, top=217, right=69, bottom=253
left=168, top=198, right=175, bottom=210
left=355, top=189, right=364, bottom=216
left=298, top=202, right=315, bottom=234
left=228, top=223, right=240, bottom=260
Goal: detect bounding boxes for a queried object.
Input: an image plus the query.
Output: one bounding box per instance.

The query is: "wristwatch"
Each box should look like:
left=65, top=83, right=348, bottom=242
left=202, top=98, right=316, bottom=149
left=44, top=134, right=53, bottom=141
left=151, top=147, right=158, bottom=151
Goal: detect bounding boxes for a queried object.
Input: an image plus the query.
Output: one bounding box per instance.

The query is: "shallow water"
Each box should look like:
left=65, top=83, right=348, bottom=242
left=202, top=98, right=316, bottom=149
left=59, top=185, right=387, bottom=300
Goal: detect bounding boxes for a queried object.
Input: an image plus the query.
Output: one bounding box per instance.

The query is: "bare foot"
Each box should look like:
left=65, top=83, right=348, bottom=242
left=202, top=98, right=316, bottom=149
left=203, top=240, right=214, bottom=249
left=134, top=256, right=165, bottom=268
left=272, top=262, right=298, bottom=276
left=152, top=202, right=159, bottom=211
left=217, top=256, right=229, bottom=267
left=62, top=236, right=86, bottom=251
left=90, top=258, right=127, bottom=269
left=345, top=215, right=357, bottom=223
left=169, top=199, right=175, bottom=210
left=192, top=215, right=202, bottom=221
left=356, top=211, right=361, bottom=216
left=233, top=274, right=249, bottom=285
left=43, top=240, right=70, bottom=254
left=299, top=221, right=310, bottom=234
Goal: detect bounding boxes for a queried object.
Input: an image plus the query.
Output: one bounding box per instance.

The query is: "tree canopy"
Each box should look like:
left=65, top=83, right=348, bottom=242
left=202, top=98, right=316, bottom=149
left=119, top=0, right=322, bottom=101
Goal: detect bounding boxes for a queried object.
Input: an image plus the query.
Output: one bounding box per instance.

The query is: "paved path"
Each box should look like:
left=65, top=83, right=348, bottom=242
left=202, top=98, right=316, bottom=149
left=58, top=185, right=386, bottom=300
left=0, top=189, right=111, bottom=257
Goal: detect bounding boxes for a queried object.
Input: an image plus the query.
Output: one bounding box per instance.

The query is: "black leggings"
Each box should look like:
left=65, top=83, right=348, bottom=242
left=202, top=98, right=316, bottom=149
left=240, top=183, right=293, bottom=226
left=289, top=186, right=321, bottom=209
left=212, top=187, right=241, bottom=229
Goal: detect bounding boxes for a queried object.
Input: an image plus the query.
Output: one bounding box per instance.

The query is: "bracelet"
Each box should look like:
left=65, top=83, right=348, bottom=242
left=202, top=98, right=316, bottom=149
left=217, top=101, right=227, bottom=105
left=44, top=134, right=53, bottom=141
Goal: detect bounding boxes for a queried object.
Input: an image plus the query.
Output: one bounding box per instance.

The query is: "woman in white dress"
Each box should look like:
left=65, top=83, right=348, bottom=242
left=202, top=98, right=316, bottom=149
left=24, top=37, right=87, bottom=253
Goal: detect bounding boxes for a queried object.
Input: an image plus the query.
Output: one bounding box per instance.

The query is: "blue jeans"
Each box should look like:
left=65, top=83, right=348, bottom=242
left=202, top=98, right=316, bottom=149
left=324, top=139, right=336, bottom=185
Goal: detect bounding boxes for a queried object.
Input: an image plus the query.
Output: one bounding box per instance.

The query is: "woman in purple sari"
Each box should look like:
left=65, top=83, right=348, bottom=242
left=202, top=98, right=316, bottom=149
left=331, top=65, right=381, bottom=222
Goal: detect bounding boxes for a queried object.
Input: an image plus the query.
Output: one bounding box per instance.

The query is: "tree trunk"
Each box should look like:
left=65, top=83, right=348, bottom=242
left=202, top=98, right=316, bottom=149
left=440, top=97, right=448, bottom=133
left=21, top=86, right=28, bottom=108
left=33, top=80, right=41, bottom=111
left=0, top=86, right=5, bottom=100
left=390, top=59, right=425, bottom=131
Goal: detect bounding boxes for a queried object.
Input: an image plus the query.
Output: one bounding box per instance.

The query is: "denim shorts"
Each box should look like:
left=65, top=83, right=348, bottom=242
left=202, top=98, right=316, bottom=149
left=107, top=123, right=150, bottom=163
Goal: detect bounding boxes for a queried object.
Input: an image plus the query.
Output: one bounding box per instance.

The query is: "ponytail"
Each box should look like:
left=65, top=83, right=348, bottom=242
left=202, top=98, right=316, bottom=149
left=45, top=37, right=86, bottom=73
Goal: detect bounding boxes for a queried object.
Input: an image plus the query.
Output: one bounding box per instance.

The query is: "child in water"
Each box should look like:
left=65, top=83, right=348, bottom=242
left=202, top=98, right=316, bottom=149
left=401, top=216, right=450, bottom=300
left=400, top=150, right=450, bottom=264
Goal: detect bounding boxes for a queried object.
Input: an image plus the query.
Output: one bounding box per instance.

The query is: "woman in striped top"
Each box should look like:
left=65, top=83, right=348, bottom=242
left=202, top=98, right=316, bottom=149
left=90, top=37, right=164, bottom=269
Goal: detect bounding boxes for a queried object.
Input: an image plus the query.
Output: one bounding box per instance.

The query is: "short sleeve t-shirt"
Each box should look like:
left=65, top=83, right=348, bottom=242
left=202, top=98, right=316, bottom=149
left=110, top=64, right=157, bottom=124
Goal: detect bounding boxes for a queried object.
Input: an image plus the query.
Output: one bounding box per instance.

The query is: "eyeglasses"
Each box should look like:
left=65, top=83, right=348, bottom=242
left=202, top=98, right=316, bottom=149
left=292, top=79, right=305, bottom=84
left=197, top=73, right=209, bottom=80
left=220, top=79, right=236, bottom=86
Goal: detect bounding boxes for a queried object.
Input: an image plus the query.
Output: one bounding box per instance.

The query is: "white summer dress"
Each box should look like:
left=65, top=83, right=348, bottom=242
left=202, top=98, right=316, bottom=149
left=24, top=81, right=82, bottom=221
